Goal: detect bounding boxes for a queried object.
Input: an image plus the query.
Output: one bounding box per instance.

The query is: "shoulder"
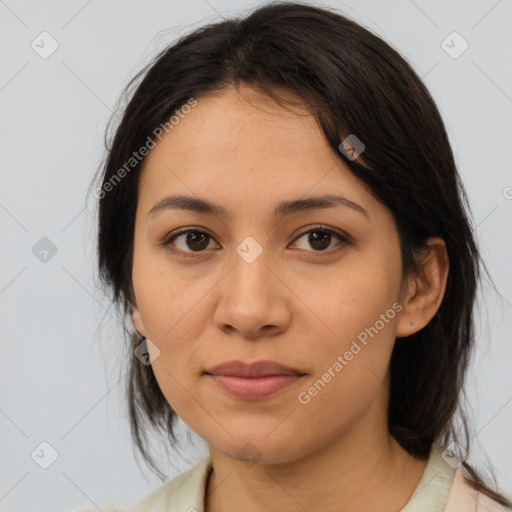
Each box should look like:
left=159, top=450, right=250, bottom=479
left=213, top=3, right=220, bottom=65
left=445, top=467, right=511, bottom=512
left=71, top=456, right=212, bottom=512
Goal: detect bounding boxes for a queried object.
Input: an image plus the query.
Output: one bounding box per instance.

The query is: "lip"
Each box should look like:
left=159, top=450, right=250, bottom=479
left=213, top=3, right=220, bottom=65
left=204, top=360, right=305, bottom=377
left=204, top=360, right=307, bottom=400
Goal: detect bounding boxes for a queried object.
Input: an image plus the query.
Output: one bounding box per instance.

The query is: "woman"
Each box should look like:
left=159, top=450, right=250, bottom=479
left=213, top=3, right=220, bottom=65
left=81, top=2, right=511, bottom=511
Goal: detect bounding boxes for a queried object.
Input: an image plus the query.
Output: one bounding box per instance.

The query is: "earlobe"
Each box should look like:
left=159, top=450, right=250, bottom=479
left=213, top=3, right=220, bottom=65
left=127, top=287, right=147, bottom=338
left=130, top=303, right=147, bottom=339
left=395, top=238, right=449, bottom=338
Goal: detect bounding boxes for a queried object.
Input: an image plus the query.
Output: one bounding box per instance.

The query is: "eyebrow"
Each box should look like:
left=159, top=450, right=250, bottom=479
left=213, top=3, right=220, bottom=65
left=148, top=193, right=369, bottom=220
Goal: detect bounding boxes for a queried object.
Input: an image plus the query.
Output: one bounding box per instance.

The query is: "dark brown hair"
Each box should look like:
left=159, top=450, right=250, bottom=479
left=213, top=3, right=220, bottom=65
left=89, top=1, right=511, bottom=507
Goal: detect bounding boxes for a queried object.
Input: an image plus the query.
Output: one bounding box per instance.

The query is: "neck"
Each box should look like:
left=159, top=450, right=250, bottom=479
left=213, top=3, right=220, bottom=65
left=204, top=413, right=429, bottom=512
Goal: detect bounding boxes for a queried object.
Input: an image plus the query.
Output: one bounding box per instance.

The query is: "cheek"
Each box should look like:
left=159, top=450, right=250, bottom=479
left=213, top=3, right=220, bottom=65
left=306, top=253, right=401, bottom=343
left=296, top=252, right=401, bottom=397
left=294, top=308, right=398, bottom=435
left=131, top=247, right=203, bottom=341
left=131, top=259, right=209, bottom=414
left=148, top=338, right=207, bottom=427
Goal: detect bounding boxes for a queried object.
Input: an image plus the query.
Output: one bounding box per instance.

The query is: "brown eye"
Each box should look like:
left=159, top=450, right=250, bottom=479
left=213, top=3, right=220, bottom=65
left=292, top=227, right=350, bottom=253
left=184, top=232, right=210, bottom=251
left=164, top=230, right=217, bottom=253
left=308, top=231, right=332, bottom=251
left=163, top=225, right=351, bottom=257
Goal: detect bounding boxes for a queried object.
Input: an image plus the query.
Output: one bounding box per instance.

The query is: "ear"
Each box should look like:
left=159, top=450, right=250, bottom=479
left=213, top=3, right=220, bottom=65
left=129, top=297, right=147, bottom=339
left=395, top=237, right=449, bottom=338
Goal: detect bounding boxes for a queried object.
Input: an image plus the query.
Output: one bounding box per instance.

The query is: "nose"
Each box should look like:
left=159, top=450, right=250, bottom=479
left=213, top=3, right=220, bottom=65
left=213, top=244, right=292, bottom=339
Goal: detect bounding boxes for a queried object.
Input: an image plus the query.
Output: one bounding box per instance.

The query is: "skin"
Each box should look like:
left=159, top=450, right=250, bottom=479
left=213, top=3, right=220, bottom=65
left=130, top=84, right=449, bottom=512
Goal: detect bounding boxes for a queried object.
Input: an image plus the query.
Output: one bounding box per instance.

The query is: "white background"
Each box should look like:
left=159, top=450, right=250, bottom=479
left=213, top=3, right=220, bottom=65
left=1, top=1, right=511, bottom=511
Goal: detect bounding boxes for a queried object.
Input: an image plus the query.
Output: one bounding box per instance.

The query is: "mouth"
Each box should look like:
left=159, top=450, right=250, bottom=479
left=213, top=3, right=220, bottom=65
left=203, top=360, right=307, bottom=400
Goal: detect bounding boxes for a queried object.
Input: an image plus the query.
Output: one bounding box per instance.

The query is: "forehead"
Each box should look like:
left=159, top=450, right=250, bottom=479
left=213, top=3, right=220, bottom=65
left=137, top=85, right=373, bottom=214
left=151, top=86, right=326, bottom=157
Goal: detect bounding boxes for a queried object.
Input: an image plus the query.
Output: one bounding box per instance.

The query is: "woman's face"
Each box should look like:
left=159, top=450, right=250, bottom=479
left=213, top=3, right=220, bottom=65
left=131, top=85, right=410, bottom=464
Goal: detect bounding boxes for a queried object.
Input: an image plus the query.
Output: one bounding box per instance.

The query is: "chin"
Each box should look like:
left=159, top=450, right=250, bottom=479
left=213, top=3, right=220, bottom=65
left=211, top=432, right=307, bottom=466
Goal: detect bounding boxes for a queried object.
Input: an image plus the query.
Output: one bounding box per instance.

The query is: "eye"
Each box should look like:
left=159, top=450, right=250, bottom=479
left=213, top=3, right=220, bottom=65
left=291, top=225, right=351, bottom=253
left=162, top=225, right=351, bottom=256
left=162, top=229, right=219, bottom=255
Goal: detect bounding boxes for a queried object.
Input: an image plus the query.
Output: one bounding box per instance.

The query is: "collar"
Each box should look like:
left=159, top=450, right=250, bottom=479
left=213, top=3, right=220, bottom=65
left=128, top=445, right=508, bottom=512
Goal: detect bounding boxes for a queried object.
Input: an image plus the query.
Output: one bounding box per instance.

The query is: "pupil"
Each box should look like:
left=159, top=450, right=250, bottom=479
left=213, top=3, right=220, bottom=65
left=309, top=231, right=330, bottom=250
left=188, top=232, right=208, bottom=251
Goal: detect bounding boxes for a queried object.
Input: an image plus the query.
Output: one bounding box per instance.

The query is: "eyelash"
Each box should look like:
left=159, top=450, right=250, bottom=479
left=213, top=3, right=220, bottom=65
left=161, top=224, right=352, bottom=257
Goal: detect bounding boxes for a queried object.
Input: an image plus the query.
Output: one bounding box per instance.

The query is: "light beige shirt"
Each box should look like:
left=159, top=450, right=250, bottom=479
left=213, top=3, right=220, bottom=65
left=75, top=443, right=510, bottom=512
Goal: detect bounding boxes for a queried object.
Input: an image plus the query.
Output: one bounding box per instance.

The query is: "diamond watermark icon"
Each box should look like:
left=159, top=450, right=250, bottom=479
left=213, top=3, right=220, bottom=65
left=32, top=237, right=58, bottom=263
left=338, top=134, right=365, bottom=161
left=31, top=31, right=59, bottom=59
left=441, top=31, right=469, bottom=59
left=31, top=441, right=59, bottom=469
left=237, top=442, right=262, bottom=467
left=134, top=338, right=161, bottom=365
left=441, top=441, right=465, bottom=469
left=236, top=236, right=263, bottom=264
